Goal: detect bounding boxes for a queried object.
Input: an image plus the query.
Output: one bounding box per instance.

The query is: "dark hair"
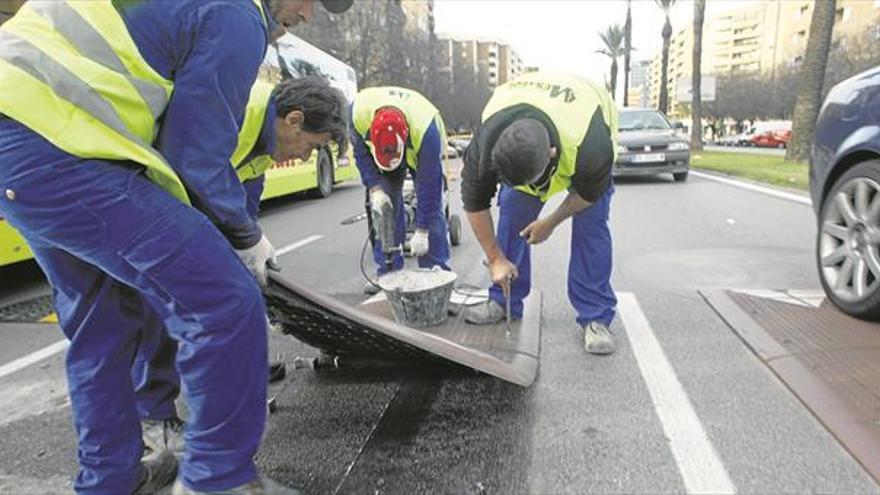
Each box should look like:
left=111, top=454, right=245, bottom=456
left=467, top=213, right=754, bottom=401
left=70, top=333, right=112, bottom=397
left=491, top=118, right=551, bottom=186
left=272, top=76, right=349, bottom=153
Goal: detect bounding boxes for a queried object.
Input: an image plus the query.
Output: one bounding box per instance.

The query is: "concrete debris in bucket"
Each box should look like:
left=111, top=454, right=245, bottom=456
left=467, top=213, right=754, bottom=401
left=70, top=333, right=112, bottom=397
left=378, top=269, right=457, bottom=293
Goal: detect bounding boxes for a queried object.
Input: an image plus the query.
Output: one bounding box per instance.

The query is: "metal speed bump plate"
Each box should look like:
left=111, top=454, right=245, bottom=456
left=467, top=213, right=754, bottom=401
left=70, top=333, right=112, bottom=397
left=264, top=272, right=542, bottom=387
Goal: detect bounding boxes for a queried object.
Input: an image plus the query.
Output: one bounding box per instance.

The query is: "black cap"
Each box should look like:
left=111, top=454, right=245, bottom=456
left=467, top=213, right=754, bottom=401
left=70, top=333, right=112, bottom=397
left=320, top=0, right=353, bottom=13
left=491, top=118, right=551, bottom=186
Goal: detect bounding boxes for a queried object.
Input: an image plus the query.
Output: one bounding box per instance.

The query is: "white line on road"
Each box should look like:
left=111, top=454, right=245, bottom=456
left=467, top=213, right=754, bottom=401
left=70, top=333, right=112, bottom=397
left=618, top=292, right=736, bottom=494
left=276, top=235, right=323, bottom=257
left=691, top=170, right=811, bottom=206
left=0, top=339, right=68, bottom=381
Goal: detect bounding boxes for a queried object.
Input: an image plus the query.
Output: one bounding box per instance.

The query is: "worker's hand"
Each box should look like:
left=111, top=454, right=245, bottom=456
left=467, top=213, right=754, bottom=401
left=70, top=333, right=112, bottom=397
left=369, top=188, right=392, bottom=216
left=520, top=218, right=555, bottom=245
left=410, top=229, right=430, bottom=257
left=487, top=256, right=518, bottom=292
left=235, top=234, right=278, bottom=287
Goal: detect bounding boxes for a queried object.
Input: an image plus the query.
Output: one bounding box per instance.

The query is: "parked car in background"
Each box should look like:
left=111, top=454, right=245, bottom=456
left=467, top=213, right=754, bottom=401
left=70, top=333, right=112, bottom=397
left=750, top=128, right=792, bottom=148
left=448, top=136, right=471, bottom=155
left=810, top=65, right=880, bottom=320
left=613, top=108, right=690, bottom=182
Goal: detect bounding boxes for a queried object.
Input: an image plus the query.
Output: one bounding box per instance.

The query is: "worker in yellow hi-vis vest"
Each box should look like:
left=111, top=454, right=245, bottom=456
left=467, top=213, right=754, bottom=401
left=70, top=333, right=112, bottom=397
left=460, top=72, right=620, bottom=356
left=0, top=1, right=351, bottom=493
left=132, top=75, right=348, bottom=462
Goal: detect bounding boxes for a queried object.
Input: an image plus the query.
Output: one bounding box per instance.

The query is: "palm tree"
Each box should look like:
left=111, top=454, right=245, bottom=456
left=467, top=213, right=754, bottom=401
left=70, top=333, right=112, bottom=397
left=597, top=24, right=625, bottom=101
left=786, top=0, right=837, bottom=162
left=623, top=0, right=633, bottom=107
left=655, top=0, right=678, bottom=114
left=691, top=0, right=706, bottom=150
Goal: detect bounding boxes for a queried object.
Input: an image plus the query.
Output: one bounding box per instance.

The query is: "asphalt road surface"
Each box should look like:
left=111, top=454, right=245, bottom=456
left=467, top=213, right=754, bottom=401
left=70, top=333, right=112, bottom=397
left=0, top=160, right=877, bottom=494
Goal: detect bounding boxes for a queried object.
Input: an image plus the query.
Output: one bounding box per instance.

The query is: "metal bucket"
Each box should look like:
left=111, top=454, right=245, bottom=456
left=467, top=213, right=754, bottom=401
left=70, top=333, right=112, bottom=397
left=379, top=269, right=458, bottom=327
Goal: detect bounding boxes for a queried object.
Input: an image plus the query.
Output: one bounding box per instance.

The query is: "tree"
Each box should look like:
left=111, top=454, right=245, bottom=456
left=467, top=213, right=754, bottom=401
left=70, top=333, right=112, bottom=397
left=786, top=0, right=836, bottom=162
left=597, top=24, right=625, bottom=101
left=690, top=0, right=705, bottom=150
left=655, top=0, right=678, bottom=114
left=623, top=0, right=633, bottom=107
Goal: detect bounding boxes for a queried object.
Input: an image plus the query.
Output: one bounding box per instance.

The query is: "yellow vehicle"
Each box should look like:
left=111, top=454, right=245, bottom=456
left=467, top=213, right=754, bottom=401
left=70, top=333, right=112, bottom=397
left=0, top=34, right=358, bottom=268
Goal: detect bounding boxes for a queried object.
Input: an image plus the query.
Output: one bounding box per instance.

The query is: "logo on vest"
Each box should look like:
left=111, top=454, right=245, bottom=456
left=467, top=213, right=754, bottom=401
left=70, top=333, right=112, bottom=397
left=387, top=89, right=413, bottom=100
left=509, top=81, right=576, bottom=103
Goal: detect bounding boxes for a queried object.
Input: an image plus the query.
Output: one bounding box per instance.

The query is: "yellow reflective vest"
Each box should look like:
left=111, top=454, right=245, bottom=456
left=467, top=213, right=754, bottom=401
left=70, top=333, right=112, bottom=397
left=233, top=81, right=275, bottom=183
left=352, top=86, right=446, bottom=170
left=0, top=0, right=267, bottom=204
left=482, top=72, right=618, bottom=201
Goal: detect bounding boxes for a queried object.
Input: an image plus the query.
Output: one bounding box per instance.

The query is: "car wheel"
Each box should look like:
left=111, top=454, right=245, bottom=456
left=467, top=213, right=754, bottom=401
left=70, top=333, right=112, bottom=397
left=817, top=160, right=880, bottom=320
left=313, top=149, right=334, bottom=199
left=449, top=213, right=462, bottom=246
left=673, top=171, right=688, bottom=182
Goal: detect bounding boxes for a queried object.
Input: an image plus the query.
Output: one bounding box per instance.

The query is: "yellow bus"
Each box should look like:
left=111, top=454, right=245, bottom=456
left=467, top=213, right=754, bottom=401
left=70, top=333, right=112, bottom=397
left=0, top=34, right=358, bottom=268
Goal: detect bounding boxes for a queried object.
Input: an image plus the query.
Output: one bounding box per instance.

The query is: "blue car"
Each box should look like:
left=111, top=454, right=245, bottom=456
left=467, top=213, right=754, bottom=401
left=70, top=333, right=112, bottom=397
left=811, top=65, right=880, bottom=320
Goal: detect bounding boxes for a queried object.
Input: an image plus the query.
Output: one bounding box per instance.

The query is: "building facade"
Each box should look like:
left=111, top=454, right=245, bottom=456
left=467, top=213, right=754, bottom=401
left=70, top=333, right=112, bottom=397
left=437, top=34, right=523, bottom=89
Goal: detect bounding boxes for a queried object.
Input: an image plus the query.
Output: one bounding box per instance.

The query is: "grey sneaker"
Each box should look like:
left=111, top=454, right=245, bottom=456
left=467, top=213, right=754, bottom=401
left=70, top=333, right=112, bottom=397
left=363, top=280, right=381, bottom=295
left=464, top=299, right=506, bottom=325
left=583, top=321, right=616, bottom=355
left=172, top=476, right=302, bottom=495
left=143, top=416, right=185, bottom=462
left=133, top=451, right=177, bottom=495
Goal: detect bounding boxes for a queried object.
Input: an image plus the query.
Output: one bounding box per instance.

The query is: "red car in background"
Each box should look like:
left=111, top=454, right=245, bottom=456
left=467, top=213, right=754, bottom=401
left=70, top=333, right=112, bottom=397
left=750, top=128, right=791, bottom=148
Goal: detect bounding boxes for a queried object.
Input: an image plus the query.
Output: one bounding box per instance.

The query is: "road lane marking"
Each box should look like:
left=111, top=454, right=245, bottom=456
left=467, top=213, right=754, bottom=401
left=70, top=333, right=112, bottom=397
left=0, top=339, right=68, bottom=381
left=618, top=292, right=736, bottom=494
left=691, top=170, right=811, bottom=206
left=276, top=235, right=323, bottom=257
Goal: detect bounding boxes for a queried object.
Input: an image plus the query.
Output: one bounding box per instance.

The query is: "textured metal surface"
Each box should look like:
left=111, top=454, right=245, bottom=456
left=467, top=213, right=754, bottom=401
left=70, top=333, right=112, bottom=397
left=705, top=289, right=880, bottom=482
left=0, top=295, right=54, bottom=323
left=264, top=273, right=541, bottom=386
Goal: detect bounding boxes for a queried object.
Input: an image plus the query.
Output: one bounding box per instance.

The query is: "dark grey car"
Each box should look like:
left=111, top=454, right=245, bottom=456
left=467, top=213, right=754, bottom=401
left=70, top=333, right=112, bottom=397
left=613, top=108, right=691, bottom=182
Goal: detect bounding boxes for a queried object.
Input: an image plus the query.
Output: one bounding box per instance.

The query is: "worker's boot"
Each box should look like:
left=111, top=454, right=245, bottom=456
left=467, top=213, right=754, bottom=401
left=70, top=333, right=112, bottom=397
left=582, top=321, right=616, bottom=355
left=143, top=416, right=186, bottom=461
left=133, top=448, right=178, bottom=495
left=172, top=476, right=302, bottom=495
left=464, top=299, right=506, bottom=325
left=363, top=281, right=381, bottom=295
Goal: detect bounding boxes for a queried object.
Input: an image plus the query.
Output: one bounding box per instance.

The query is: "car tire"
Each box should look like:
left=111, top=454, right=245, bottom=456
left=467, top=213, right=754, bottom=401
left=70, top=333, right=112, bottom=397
left=313, top=148, right=334, bottom=199
left=673, top=171, right=688, bottom=182
left=817, top=159, right=880, bottom=321
left=449, top=213, right=462, bottom=246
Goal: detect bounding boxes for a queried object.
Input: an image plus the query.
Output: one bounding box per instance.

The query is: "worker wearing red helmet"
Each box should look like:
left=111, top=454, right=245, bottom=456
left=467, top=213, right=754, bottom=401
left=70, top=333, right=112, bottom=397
left=351, top=86, right=451, bottom=293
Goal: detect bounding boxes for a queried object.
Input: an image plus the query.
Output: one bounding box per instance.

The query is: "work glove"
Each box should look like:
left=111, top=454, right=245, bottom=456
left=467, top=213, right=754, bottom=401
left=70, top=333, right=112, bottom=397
left=236, top=234, right=279, bottom=287
left=410, top=229, right=430, bottom=257
left=369, top=188, right=392, bottom=216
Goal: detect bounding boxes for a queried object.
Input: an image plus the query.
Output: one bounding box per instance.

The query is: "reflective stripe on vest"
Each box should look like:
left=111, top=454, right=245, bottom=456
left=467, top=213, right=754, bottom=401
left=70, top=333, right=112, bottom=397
left=234, top=81, right=275, bottom=182
left=0, top=0, right=267, bottom=204
left=482, top=72, right=618, bottom=201
left=352, top=86, right=445, bottom=171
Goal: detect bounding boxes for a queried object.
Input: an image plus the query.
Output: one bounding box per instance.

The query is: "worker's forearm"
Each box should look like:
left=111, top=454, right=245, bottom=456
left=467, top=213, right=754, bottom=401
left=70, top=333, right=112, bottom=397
left=466, top=209, right=505, bottom=262
left=544, top=191, right=592, bottom=228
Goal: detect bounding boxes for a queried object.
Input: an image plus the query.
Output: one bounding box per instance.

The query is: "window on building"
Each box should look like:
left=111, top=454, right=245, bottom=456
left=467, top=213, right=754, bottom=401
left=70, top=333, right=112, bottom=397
left=835, top=6, right=847, bottom=23
left=794, top=55, right=804, bottom=65
left=798, top=4, right=809, bottom=18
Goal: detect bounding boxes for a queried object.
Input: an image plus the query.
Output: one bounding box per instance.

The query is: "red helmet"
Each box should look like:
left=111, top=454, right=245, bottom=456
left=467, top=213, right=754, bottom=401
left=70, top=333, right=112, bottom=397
left=369, top=108, right=408, bottom=171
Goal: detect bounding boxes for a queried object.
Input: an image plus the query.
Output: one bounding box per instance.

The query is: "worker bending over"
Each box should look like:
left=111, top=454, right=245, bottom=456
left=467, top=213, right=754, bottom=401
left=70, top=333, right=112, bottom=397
left=132, top=75, right=348, bottom=466
left=0, top=0, right=351, bottom=493
left=350, top=86, right=451, bottom=294
left=460, top=72, right=620, bottom=355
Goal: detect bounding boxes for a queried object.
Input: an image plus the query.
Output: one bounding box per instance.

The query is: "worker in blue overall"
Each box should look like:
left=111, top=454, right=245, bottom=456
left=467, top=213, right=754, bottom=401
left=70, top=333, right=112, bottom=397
left=133, top=76, right=349, bottom=465
left=460, top=72, right=620, bottom=355
left=351, top=86, right=451, bottom=294
left=0, top=1, right=351, bottom=494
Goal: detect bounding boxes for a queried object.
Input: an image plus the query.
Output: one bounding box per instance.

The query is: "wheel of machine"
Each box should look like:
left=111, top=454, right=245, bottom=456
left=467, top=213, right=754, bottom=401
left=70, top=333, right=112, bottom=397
left=313, top=148, right=334, bottom=199
left=449, top=213, right=462, bottom=246
left=673, top=170, right=689, bottom=182
left=817, top=160, right=880, bottom=321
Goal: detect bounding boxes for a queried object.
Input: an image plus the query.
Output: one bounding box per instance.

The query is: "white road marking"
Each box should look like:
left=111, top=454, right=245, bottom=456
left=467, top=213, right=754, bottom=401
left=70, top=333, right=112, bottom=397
left=0, top=339, right=68, bottom=381
left=691, top=170, right=811, bottom=206
left=618, top=292, right=736, bottom=494
left=276, top=235, right=323, bottom=257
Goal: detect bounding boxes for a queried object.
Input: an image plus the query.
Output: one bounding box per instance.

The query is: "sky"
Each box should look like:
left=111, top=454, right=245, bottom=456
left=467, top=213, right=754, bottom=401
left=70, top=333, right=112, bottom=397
left=433, top=0, right=751, bottom=96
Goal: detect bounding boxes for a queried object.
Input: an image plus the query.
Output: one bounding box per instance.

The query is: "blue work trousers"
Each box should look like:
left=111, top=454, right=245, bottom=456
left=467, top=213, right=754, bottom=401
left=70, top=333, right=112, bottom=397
left=0, top=120, right=268, bottom=494
left=488, top=185, right=617, bottom=326
left=370, top=171, right=450, bottom=275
